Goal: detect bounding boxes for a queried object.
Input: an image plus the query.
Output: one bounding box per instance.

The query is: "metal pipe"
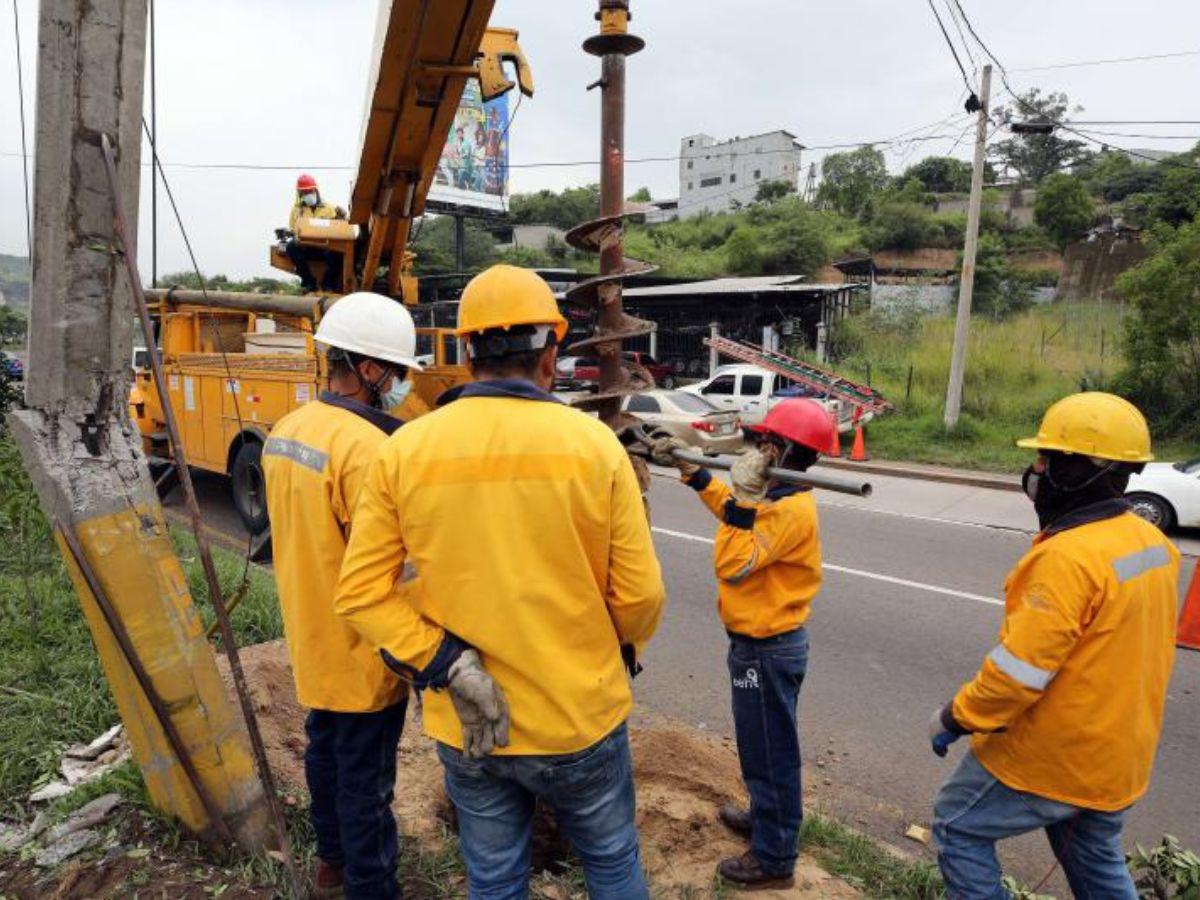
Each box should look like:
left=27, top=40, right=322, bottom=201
left=596, top=42, right=627, bottom=425
left=631, top=447, right=873, bottom=497
left=100, top=135, right=302, bottom=893
left=55, top=524, right=236, bottom=850
left=144, top=287, right=319, bottom=319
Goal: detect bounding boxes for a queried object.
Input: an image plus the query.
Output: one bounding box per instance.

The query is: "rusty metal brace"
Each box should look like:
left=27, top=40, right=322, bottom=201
left=100, top=133, right=302, bottom=896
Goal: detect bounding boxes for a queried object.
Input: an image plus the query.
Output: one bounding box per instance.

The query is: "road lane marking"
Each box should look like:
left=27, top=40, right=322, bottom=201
left=818, top=501, right=1034, bottom=536
left=651, top=526, right=1003, bottom=607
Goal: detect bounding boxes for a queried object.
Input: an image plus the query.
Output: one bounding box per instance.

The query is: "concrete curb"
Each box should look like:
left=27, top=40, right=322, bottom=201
left=818, top=457, right=1023, bottom=493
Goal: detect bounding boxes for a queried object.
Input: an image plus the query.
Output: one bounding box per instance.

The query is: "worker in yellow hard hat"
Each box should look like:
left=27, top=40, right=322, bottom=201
left=285, top=173, right=347, bottom=292
left=334, top=265, right=666, bottom=898
left=928, top=392, right=1180, bottom=897
left=262, top=292, right=422, bottom=899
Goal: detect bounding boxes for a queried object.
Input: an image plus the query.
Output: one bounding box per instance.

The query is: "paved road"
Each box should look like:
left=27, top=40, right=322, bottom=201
left=173, top=467, right=1200, bottom=887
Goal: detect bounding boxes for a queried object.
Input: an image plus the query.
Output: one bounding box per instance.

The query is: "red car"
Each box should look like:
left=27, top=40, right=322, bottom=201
left=566, top=351, right=678, bottom=389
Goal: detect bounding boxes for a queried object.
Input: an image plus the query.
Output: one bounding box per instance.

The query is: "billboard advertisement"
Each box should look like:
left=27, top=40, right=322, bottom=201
left=427, top=80, right=510, bottom=214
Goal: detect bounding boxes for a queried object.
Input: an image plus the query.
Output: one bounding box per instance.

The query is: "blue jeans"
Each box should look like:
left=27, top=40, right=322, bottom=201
left=933, top=750, right=1137, bottom=899
left=438, top=722, right=647, bottom=900
left=305, top=701, right=407, bottom=900
left=727, top=626, right=809, bottom=876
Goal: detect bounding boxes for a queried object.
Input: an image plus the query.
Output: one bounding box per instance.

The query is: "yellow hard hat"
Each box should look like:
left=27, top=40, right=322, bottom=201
left=1017, top=392, right=1153, bottom=463
left=456, top=264, right=568, bottom=342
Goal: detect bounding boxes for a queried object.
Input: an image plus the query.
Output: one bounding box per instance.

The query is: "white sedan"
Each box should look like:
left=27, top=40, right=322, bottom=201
left=1126, top=457, right=1200, bottom=531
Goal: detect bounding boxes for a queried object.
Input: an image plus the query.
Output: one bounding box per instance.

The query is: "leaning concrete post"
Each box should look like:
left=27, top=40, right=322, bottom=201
left=8, top=0, right=270, bottom=850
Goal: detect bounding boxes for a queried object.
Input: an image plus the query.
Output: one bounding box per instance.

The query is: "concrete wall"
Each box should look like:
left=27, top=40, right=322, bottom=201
left=1056, top=234, right=1146, bottom=302
left=678, top=131, right=802, bottom=218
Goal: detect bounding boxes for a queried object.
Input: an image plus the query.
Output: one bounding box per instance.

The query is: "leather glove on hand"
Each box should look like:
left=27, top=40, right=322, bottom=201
left=649, top=435, right=699, bottom=478
left=730, top=446, right=774, bottom=503
left=929, top=705, right=964, bottom=758
left=448, top=649, right=511, bottom=758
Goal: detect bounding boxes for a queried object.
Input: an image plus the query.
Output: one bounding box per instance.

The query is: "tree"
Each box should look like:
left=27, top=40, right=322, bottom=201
left=989, top=89, right=1091, bottom=184
left=508, top=185, right=600, bottom=230
left=1034, top=174, right=1095, bottom=248
left=409, top=216, right=496, bottom=275
left=816, top=146, right=888, bottom=218
left=970, top=233, right=1033, bottom=319
left=725, top=227, right=762, bottom=274
left=754, top=179, right=796, bottom=204
left=0, top=307, right=27, bottom=346
left=902, top=156, right=973, bottom=194
left=865, top=203, right=936, bottom=251
left=627, top=186, right=652, bottom=202
left=1116, top=220, right=1200, bottom=435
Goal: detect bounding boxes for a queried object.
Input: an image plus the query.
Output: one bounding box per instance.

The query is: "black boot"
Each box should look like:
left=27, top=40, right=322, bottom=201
left=718, top=804, right=752, bottom=839
left=717, top=851, right=794, bottom=890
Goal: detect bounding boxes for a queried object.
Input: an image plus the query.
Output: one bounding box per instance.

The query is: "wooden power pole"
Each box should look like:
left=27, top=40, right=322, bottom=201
left=8, top=0, right=270, bottom=851
left=944, top=63, right=992, bottom=429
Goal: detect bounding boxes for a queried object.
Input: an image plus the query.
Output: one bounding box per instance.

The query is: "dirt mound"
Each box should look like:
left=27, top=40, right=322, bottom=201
left=221, top=641, right=856, bottom=898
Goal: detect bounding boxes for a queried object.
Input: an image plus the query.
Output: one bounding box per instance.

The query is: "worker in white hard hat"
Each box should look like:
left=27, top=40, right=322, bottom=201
left=261, top=292, right=422, bottom=900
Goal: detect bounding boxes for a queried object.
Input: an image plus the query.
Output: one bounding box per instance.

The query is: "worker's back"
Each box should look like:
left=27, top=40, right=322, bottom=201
left=263, top=397, right=404, bottom=712
left=339, top=384, right=665, bottom=755
left=970, top=509, right=1179, bottom=810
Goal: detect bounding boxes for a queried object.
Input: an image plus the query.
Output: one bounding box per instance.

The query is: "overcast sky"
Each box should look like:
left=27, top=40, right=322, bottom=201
left=2, top=1, right=1199, bottom=279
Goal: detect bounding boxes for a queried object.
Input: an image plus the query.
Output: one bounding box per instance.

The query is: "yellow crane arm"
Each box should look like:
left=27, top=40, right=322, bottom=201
left=351, top=1, right=533, bottom=299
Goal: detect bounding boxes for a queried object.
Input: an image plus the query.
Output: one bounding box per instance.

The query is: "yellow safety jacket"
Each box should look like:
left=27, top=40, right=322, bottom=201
left=289, top=195, right=342, bottom=232
left=686, top=469, right=822, bottom=638
left=334, top=380, right=666, bottom=755
left=262, top=392, right=406, bottom=713
left=952, top=503, right=1179, bottom=811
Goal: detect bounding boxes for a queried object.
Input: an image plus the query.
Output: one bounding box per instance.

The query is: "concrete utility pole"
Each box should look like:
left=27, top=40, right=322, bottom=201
left=944, top=64, right=992, bottom=429
left=8, top=0, right=269, bottom=850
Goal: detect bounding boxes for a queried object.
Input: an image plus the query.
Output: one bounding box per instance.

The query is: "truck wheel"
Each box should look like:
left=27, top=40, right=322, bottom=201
left=661, top=374, right=676, bottom=389
left=231, top=441, right=270, bottom=535
left=1126, top=492, right=1175, bottom=532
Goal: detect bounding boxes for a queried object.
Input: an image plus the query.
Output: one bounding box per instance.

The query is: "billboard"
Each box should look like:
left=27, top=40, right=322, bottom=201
left=426, top=80, right=510, bottom=215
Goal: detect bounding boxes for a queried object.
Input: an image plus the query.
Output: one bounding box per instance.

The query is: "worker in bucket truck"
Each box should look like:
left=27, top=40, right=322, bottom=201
left=261, top=292, right=421, bottom=899
left=651, top=398, right=836, bottom=890
left=334, top=264, right=667, bottom=899
left=928, top=392, right=1180, bottom=898
left=286, top=172, right=348, bottom=292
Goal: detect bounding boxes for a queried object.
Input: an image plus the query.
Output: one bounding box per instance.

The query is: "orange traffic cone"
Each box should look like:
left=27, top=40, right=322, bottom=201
left=1178, top=560, right=1200, bottom=652
left=850, top=424, right=870, bottom=461
left=826, top=411, right=842, bottom=457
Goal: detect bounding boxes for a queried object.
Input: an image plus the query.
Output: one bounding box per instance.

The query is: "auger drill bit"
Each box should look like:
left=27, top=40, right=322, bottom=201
left=568, top=0, right=656, bottom=445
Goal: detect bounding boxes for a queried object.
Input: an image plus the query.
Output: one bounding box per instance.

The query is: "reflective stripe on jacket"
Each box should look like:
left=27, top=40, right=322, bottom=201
left=262, top=394, right=407, bottom=712
left=953, top=506, right=1179, bottom=811
left=686, top=469, right=822, bottom=638
left=334, top=380, right=666, bottom=755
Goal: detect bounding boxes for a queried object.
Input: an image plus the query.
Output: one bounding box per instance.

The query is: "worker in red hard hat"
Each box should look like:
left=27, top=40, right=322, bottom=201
left=651, top=397, right=835, bottom=890
left=285, top=173, right=347, bottom=292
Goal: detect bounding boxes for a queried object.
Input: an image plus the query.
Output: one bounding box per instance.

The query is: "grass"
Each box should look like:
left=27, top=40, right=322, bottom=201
left=822, top=301, right=1198, bottom=472
left=801, top=809, right=945, bottom=899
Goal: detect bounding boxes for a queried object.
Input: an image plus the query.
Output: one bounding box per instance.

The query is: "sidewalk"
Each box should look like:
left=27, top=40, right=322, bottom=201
left=820, top=456, right=1021, bottom=492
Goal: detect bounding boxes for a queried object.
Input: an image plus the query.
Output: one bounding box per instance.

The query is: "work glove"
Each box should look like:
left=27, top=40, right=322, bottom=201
left=730, top=446, right=774, bottom=503
left=929, top=705, right=963, bottom=758
left=648, top=435, right=699, bottom=478
left=448, top=649, right=511, bottom=759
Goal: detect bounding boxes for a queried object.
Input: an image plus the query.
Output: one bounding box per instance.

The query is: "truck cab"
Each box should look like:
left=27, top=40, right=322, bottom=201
left=682, top=364, right=856, bottom=431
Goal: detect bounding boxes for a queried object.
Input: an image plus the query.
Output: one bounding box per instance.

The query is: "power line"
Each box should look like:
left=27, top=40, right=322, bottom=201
left=925, top=0, right=974, bottom=96
left=1011, top=48, right=1200, bottom=73
left=943, top=0, right=978, bottom=72
left=11, top=0, right=31, bottom=258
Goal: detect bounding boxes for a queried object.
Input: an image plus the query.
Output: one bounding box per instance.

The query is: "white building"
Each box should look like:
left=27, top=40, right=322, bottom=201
left=678, top=131, right=804, bottom=218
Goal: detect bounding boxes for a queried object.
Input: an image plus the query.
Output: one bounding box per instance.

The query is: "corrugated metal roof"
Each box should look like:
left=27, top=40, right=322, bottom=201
left=618, top=276, right=855, bottom=298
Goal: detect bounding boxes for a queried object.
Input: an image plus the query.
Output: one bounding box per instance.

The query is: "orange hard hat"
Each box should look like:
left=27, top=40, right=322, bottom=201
left=296, top=173, right=318, bottom=192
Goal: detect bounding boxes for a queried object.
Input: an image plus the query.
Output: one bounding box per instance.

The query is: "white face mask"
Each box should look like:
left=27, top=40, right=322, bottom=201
left=301, top=192, right=318, bottom=208
left=379, top=376, right=411, bottom=411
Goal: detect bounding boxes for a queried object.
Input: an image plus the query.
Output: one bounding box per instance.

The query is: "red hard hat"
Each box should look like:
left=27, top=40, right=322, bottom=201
left=296, top=173, right=318, bottom=192
left=750, top=398, right=834, bottom=453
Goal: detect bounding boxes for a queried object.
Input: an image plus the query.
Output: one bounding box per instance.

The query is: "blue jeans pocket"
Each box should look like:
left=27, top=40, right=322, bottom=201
left=547, top=733, right=618, bottom=795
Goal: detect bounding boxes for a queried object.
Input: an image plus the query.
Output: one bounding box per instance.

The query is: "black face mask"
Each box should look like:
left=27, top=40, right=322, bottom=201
left=1022, top=453, right=1125, bottom=529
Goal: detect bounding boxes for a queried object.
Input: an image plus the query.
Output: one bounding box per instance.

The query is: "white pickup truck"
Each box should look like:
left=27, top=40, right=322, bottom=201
left=680, top=364, right=860, bottom=431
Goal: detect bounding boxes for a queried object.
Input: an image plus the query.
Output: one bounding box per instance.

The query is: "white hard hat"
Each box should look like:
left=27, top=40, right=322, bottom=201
left=314, top=292, right=423, bottom=370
